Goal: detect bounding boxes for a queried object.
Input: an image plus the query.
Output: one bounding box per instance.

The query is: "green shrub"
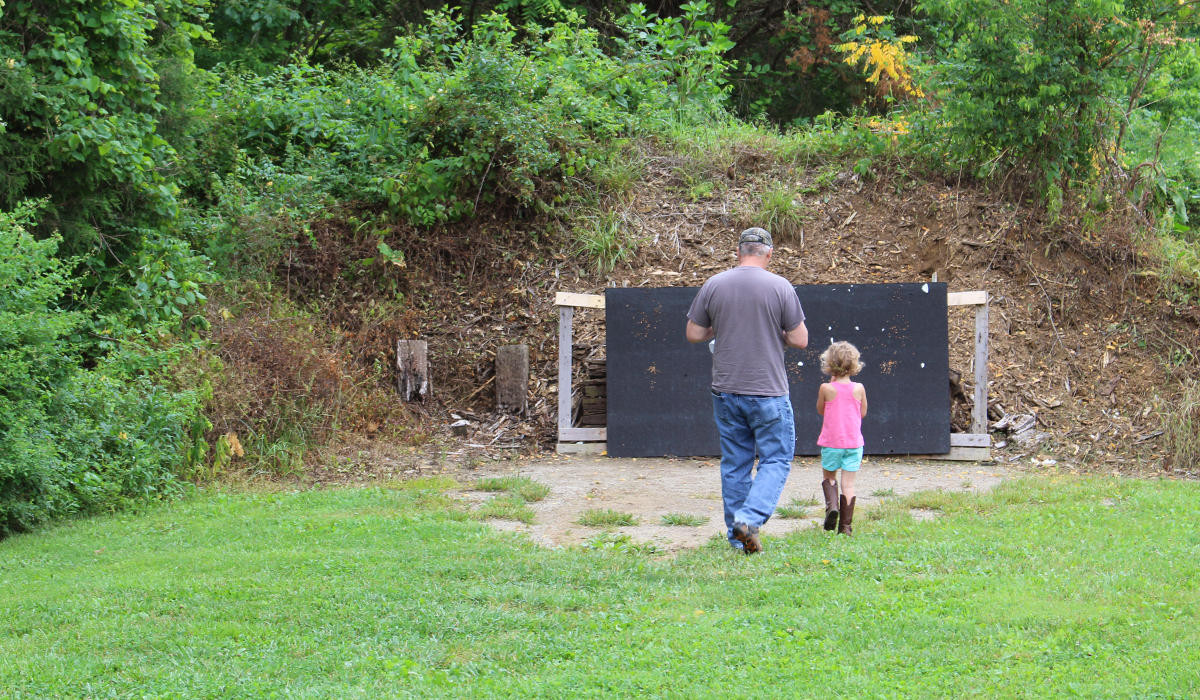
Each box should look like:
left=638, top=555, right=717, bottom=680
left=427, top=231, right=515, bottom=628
left=1124, top=38, right=1200, bottom=226
left=185, top=6, right=734, bottom=247
left=0, top=0, right=207, bottom=257
left=0, top=203, right=83, bottom=534
left=0, top=204, right=203, bottom=538
left=1154, top=230, right=1200, bottom=302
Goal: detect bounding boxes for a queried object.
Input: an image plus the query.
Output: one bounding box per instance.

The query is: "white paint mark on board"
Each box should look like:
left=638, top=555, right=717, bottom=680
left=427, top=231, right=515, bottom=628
left=922, top=283, right=929, bottom=293
left=920, top=362, right=926, bottom=368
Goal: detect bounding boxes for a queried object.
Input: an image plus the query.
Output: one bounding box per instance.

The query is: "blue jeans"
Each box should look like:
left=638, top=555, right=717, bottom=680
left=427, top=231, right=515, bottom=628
left=711, top=391, right=795, bottom=548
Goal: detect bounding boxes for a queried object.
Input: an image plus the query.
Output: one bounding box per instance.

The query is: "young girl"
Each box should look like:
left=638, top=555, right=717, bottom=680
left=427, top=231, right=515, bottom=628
left=816, top=341, right=868, bottom=535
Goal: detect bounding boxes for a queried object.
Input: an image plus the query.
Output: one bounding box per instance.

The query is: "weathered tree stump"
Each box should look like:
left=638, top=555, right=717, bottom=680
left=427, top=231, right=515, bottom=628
left=495, top=344, right=529, bottom=415
left=396, top=339, right=430, bottom=402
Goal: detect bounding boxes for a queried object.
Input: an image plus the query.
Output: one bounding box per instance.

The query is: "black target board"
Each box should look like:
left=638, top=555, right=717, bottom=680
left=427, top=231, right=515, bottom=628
left=605, top=283, right=950, bottom=457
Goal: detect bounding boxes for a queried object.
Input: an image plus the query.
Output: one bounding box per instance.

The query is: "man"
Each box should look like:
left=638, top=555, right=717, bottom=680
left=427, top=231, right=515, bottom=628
left=685, top=228, right=808, bottom=554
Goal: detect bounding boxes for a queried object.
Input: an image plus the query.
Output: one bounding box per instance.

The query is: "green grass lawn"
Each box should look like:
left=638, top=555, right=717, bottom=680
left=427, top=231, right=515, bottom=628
left=2, top=476, right=1198, bottom=697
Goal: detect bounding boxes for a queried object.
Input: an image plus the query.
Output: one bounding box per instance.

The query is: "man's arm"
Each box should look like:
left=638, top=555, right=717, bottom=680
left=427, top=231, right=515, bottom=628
left=686, top=320, right=715, bottom=344
left=783, top=321, right=808, bottom=349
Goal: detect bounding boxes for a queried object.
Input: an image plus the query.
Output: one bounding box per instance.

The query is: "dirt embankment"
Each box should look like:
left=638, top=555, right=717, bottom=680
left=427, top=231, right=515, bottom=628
left=236, top=142, right=1199, bottom=482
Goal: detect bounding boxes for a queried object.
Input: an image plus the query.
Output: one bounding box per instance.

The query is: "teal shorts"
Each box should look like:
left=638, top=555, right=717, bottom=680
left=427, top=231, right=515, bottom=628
left=821, top=447, right=863, bottom=473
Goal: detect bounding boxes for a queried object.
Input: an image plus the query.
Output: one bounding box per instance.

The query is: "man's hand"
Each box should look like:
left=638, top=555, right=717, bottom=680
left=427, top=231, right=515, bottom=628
left=784, top=321, right=808, bottom=349
left=686, top=320, right=715, bottom=343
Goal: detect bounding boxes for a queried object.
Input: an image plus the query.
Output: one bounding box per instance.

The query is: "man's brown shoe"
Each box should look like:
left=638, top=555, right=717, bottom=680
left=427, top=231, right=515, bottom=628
left=732, top=522, right=761, bottom=554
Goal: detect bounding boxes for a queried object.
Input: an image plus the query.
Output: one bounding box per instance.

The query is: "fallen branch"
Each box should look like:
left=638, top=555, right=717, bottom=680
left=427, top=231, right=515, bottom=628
left=1134, top=430, right=1163, bottom=444
left=1022, top=256, right=1075, bottom=393
left=462, top=375, right=495, bottom=403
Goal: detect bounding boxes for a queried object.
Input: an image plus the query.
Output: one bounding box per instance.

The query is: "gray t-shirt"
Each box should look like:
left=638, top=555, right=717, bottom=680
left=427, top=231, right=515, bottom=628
left=686, top=266, right=805, bottom=396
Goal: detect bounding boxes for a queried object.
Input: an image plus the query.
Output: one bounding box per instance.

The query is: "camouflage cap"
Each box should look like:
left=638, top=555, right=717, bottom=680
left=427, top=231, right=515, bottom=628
left=738, top=227, right=773, bottom=247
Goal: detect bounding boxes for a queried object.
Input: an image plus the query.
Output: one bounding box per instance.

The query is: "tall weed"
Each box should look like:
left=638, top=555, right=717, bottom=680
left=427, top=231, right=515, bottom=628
left=747, top=185, right=805, bottom=243
left=574, top=210, right=638, bottom=274
left=200, top=290, right=411, bottom=477
left=1163, top=379, right=1200, bottom=472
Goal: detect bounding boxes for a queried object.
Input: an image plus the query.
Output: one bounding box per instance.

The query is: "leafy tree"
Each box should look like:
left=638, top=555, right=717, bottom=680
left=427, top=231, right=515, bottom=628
left=199, top=0, right=448, bottom=70
left=198, top=0, right=917, bottom=123
left=915, top=0, right=1197, bottom=199
left=833, top=13, right=923, bottom=112
left=712, top=0, right=921, bottom=122
left=0, top=0, right=208, bottom=257
left=1114, top=7, right=1200, bottom=226
left=0, top=2, right=214, bottom=537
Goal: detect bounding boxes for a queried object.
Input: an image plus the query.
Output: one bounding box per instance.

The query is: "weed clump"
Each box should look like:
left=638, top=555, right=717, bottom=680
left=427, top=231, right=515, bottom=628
left=473, top=476, right=550, bottom=502
left=661, top=512, right=708, bottom=526
left=578, top=509, right=638, bottom=527
left=1163, top=379, right=1200, bottom=472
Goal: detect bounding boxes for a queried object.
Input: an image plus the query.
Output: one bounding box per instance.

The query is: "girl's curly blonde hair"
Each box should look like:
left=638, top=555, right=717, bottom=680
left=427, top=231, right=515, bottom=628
left=820, top=341, right=863, bottom=378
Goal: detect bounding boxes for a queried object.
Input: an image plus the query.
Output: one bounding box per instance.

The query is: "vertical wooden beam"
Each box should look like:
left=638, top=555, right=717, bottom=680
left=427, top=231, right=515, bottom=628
left=972, top=293, right=990, bottom=435
left=557, top=305, right=574, bottom=438
left=495, top=344, right=529, bottom=415
left=396, top=339, right=430, bottom=402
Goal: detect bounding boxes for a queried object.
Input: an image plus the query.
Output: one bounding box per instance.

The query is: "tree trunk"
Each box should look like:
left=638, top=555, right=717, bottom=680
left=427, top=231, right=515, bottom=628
left=396, top=339, right=430, bottom=402
left=495, top=344, right=529, bottom=415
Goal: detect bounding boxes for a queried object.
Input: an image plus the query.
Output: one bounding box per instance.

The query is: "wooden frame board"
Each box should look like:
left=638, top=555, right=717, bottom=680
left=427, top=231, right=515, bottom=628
left=937, top=290, right=991, bottom=461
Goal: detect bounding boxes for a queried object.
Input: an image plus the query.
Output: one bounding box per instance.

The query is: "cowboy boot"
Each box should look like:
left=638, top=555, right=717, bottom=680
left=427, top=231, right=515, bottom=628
left=838, top=495, right=856, bottom=536
left=821, top=480, right=840, bottom=531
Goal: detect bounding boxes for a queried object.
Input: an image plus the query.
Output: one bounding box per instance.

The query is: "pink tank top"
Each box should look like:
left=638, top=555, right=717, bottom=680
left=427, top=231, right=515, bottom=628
left=817, top=382, right=864, bottom=449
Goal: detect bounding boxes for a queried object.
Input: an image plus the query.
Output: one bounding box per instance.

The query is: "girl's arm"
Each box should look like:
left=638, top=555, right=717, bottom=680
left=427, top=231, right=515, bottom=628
left=816, top=383, right=828, bottom=415
left=855, top=383, right=868, bottom=417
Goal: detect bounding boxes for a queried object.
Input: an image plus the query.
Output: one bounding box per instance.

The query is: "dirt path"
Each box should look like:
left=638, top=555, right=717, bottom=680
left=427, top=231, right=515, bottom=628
left=458, top=454, right=1010, bottom=553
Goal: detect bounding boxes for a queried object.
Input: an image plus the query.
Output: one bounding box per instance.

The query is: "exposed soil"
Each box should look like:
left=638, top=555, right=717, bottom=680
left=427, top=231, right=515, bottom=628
left=456, top=453, right=1010, bottom=553
left=198, top=140, right=1200, bottom=557
left=237, top=139, right=1199, bottom=483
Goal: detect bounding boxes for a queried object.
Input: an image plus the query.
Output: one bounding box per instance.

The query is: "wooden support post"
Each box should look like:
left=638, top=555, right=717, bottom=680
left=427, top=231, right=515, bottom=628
left=495, top=344, right=529, bottom=415
left=396, top=339, right=430, bottom=402
left=558, top=306, right=574, bottom=438
left=972, top=294, right=990, bottom=435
